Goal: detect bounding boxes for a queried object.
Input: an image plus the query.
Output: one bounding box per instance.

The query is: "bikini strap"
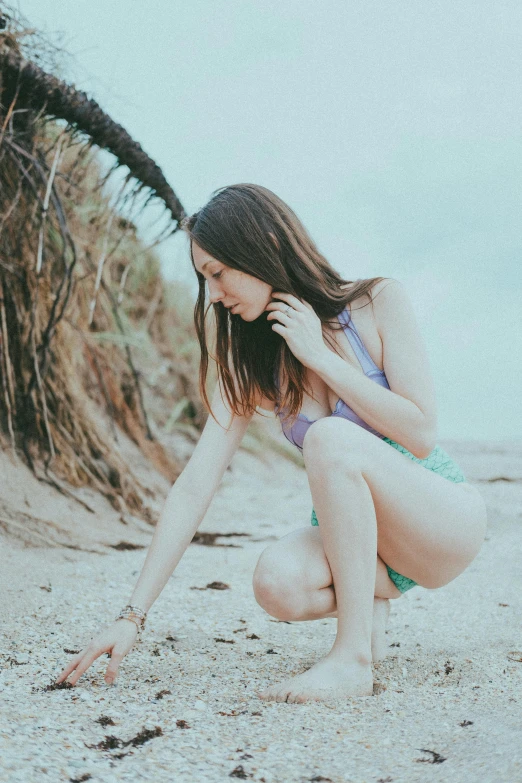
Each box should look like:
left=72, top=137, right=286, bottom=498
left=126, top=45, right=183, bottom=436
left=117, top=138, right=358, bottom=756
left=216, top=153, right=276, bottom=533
left=336, top=307, right=381, bottom=374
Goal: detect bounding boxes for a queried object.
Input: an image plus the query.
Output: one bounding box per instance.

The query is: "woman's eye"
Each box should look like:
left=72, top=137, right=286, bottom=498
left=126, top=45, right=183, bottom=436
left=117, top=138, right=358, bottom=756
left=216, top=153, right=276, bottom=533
left=212, top=271, right=222, bottom=279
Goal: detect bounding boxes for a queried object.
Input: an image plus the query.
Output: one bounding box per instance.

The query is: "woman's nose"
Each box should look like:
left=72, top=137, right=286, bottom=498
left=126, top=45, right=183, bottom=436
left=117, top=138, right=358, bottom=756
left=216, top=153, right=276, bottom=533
left=208, top=283, right=224, bottom=304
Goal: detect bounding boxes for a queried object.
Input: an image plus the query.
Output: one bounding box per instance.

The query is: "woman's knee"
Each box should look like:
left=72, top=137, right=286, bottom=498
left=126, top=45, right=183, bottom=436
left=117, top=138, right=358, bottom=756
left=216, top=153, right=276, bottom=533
left=302, top=418, right=369, bottom=475
left=252, top=546, right=309, bottom=620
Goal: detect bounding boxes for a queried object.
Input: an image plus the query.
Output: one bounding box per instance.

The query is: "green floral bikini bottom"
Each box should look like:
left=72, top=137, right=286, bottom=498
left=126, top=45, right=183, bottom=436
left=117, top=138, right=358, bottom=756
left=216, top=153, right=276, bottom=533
left=310, top=438, right=467, bottom=593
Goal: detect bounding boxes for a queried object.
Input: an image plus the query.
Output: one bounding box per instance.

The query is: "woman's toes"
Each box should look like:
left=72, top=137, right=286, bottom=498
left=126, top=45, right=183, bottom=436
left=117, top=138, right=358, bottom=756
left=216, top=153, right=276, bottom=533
left=262, top=685, right=287, bottom=702
left=288, top=689, right=314, bottom=703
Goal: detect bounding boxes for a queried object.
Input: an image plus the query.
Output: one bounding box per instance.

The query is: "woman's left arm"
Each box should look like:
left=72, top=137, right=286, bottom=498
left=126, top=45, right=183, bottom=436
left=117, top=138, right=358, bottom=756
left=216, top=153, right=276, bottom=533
left=308, top=280, right=438, bottom=458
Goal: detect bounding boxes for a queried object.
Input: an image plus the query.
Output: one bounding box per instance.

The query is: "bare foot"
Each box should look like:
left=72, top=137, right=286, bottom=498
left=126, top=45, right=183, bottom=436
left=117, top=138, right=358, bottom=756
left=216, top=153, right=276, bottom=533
left=257, top=654, right=373, bottom=703
left=371, top=598, right=391, bottom=663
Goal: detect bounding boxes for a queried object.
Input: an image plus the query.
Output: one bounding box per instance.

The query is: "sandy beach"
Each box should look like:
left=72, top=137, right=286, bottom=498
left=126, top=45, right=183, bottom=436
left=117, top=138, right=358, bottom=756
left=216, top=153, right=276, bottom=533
left=1, top=434, right=521, bottom=783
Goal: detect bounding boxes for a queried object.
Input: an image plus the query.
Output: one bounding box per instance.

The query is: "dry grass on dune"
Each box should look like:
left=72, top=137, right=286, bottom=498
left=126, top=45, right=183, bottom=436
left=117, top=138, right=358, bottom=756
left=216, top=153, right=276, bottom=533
left=0, top=12, right=298, bottom=549
left=0, top=16, right=198, bottom=535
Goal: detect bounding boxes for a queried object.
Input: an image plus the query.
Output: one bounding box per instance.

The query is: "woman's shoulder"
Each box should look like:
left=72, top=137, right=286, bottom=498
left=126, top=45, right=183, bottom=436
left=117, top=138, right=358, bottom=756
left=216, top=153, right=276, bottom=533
left=337, top=278, right=398, bottom=320
left=367, top=278, right=410, bottom=318
left=341, top=277, right=400, bottom=299
left=346, top=278, right=408, bottom=324
left=369, top=277, right=403, bottom=298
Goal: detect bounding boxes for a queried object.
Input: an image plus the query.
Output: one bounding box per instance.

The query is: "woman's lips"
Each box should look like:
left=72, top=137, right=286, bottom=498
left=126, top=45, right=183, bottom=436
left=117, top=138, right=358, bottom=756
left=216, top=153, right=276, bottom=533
left=230, top=303, right=240, bottom=313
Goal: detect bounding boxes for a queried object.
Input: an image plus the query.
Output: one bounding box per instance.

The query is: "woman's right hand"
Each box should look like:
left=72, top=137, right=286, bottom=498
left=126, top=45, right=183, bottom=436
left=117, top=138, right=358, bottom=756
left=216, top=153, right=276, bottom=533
left=55, top=619, right=139, bottom=686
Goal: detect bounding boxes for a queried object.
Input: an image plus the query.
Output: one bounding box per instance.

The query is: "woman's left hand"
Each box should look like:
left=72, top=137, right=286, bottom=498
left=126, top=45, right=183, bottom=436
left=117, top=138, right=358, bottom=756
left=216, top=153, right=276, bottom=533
left=266, top=292, right=328, bottom=368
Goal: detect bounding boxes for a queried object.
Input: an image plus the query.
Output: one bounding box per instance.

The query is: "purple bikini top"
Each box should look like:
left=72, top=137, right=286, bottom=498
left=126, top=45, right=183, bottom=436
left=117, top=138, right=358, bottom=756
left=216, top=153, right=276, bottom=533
left=274, top=307, right=390, bottom=451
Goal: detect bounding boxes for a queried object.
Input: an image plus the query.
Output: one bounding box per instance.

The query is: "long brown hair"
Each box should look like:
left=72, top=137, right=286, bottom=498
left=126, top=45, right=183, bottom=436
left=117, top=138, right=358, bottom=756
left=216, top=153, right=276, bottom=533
left=182, top=184, right=385, bottom=426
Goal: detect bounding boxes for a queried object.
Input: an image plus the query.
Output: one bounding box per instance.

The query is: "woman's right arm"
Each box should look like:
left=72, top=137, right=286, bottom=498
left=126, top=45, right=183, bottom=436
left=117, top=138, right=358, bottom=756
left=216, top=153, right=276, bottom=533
left=127, top=382, right=254, bottom=612
left=55, top=383, right=254, bottom=685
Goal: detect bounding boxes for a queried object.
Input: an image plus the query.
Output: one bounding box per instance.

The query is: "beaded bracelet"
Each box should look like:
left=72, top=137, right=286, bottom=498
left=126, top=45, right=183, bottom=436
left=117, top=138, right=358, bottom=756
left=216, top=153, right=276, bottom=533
left=122, top=604, right=147, bottom=620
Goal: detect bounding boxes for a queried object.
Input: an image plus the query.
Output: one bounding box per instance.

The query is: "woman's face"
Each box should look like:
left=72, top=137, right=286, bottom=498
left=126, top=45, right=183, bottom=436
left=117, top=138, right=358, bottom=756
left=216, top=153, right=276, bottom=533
left=192, top=241, right=273, bottom=321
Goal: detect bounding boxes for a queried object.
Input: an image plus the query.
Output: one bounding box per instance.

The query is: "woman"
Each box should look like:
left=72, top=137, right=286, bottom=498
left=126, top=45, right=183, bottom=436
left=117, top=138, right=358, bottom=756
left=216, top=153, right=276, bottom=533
left=56, top=184, right=487, bottom=703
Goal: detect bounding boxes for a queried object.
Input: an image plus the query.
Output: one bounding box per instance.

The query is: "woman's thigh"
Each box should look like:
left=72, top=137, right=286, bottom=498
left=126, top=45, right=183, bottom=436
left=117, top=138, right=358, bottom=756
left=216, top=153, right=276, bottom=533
left=303, top=418, right=488, bottom=589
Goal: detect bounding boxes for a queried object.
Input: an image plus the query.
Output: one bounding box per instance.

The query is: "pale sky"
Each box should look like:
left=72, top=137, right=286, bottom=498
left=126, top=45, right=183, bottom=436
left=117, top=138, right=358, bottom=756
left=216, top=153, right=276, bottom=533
left=18, top=0, right=522, bottom=440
